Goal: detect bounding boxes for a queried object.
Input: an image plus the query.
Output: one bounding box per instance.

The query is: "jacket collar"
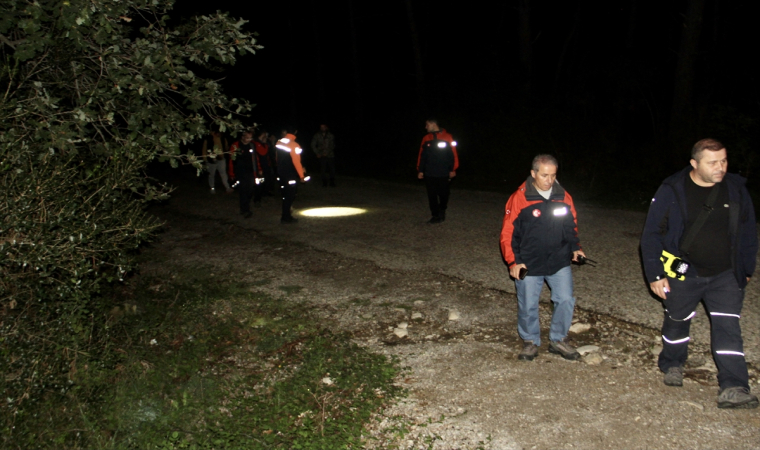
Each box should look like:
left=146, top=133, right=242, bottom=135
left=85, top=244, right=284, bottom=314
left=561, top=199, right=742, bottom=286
left=523, top=176, right=566, bottom=201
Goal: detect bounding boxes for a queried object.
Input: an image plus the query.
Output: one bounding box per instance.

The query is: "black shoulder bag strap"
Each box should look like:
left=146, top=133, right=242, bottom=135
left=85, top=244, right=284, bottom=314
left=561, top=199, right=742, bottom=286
left=680, top=183, right=721, bottom=256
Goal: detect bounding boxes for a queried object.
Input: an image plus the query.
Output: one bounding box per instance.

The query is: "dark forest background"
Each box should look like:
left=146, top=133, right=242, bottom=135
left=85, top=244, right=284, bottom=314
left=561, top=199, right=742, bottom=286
left=174, top=0, right=759, bottom=206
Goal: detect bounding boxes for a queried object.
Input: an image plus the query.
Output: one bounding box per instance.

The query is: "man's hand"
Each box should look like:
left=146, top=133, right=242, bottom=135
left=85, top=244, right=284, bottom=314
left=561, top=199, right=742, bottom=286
left=571, top=250, right=586, bottom=262
left=650, top=278, right=670, bottom=300
left=418, top=172, right=424, bottom=180
left=510, top=263, right=527, bottom=280
left=449, top=171, right=456, bottom=178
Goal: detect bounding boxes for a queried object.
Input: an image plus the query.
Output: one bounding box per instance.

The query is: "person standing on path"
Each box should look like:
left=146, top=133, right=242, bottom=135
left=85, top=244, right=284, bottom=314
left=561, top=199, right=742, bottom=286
left=311, top=124, right=337, bottom=187
left=201, top=130, right=232, bottom=194
left=230, top=131, right=260, bottom=218
left=500, top=154, right=585, bottom=361
left=640, top=138, right=758, bottom=409
left=417, top=118, right=459, bottom=224
left=275, top=128, right=306, bottom=224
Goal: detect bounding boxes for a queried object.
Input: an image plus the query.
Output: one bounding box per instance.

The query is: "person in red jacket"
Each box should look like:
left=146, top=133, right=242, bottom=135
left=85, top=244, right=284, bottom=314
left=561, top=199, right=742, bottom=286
left=500, top=154, right=585, bottom=361
left=275, top=128, right=306, bottom=224
left=417, top=118, right=459, bottom=223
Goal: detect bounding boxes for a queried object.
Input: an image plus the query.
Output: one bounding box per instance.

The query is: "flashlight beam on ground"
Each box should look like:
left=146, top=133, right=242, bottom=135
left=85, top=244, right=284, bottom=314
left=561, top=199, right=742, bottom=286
left=299, top=207, right=367, bottom=217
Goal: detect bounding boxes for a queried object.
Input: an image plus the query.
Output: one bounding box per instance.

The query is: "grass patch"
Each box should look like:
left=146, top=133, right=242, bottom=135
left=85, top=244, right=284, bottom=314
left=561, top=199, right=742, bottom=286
left=277, top=285, right=304, bottom=295
left=4, top=266, right=403, bottom=449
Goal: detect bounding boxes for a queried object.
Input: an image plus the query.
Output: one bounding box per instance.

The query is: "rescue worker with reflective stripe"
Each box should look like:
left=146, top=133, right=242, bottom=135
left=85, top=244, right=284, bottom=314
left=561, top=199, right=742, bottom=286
left=275, top=129, right=306, bottom=224
left=417, top=118, right=459, bottom=223
left=640, top=138, right=758, bottom=409
left=500, top=154, right=585, bottom=362
left=230, top=131, right=260, bottom=218
left=254, top=129, right=275, bottom=196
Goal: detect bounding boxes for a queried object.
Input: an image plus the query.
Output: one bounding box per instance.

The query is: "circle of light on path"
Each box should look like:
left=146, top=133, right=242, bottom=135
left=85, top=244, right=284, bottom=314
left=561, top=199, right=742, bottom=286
left=300, top=207, right=367, bottom=217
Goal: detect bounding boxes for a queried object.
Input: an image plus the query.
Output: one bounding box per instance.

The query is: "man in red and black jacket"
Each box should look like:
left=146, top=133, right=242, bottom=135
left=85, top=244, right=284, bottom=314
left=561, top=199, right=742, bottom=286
left=417, top=118, right=459, bottom=224
left=500, top=154, right=586, bottom=362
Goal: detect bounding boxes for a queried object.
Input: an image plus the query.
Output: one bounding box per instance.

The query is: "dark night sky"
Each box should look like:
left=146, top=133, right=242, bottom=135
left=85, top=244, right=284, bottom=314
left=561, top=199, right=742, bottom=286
left=174, top=0, right=760, bottom=196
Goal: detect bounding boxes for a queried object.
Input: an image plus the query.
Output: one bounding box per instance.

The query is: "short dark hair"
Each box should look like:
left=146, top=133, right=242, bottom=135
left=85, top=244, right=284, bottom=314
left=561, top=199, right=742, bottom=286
left=691, top=138, right=725, bottom=160
left=531, top=154, right=558, bottom=172
left=426, top=118, right=438, bottom=125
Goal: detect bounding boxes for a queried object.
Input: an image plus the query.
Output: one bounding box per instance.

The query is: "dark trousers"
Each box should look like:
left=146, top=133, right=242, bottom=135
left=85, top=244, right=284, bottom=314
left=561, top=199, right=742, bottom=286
left=280, top=180, right=298, bottom=219
left=658, top=270, right=749, bottom=390
left=259, top=158, right=275, bottom=194
left=320, top=157, right=336, bottom=185
left=238, top=177, right=262, bottom=214
left=425, top=176, right=450, bottom=218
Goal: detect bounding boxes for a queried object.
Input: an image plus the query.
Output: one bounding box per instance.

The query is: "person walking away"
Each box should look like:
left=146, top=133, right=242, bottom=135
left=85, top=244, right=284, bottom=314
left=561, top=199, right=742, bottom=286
left=500, top=154, right=585, bottom=362
left=254, top=129, right=275, bottom=196
left=417, top=118, right=458, bottom=223
left=230, top=131, right=260, bottom=218
left=640, top=138, right=758, bottom=409
left=275, top=128, right=306, bottom=224
left=201, top=130, right=232, bottom=194
left=311, top=124, right=337, bottom=187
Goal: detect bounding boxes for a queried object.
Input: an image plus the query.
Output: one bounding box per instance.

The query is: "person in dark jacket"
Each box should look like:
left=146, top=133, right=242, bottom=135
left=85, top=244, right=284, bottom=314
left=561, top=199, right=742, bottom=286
left=253, top=129, right=275, bottom=196
left=640, top=138, right=758, bottom=409
left=417, top=118, right=459, bottom=223
left=231, top=131, right=260, bottom=218
left=500, top=154, right=586, bottom=362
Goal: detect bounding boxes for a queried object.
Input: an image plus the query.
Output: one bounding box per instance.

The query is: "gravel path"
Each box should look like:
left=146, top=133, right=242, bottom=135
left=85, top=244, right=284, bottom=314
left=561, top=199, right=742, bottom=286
left=151, top=174, right=760, bottom=449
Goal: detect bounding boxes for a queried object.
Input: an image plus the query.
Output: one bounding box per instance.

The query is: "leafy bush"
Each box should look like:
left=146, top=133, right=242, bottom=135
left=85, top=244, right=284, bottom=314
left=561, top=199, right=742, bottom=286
left=1, top=0, right=259, bottom=424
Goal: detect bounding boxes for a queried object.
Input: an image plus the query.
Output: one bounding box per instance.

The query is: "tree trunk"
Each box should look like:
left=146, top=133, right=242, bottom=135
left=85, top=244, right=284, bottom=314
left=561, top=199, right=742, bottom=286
left=517, top=0, right=532, bottom=101
left=669, top=0, right=707, bottom=153
left=404, top=0, right=426, bottom=107
left=347, top=0, right=363, bottom=121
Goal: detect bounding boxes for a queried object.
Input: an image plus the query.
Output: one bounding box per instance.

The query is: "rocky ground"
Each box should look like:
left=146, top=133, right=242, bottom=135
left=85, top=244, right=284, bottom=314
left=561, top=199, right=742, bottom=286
left=145, top=173, right=760, bottom=449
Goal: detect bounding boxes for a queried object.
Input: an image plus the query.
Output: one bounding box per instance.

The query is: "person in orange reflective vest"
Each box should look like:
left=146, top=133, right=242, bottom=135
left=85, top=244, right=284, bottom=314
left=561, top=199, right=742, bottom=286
left=275, top=128, right=306, bottom=224
left=417, top=118, right=459, bottom=223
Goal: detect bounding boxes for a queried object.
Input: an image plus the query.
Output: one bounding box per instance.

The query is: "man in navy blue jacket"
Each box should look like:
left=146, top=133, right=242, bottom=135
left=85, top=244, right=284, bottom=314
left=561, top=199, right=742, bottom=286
left=641, top=138, right=758, bottom=409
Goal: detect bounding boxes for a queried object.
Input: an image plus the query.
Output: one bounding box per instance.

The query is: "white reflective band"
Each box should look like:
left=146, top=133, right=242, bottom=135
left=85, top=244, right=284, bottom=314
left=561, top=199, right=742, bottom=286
left=683, top=311, right=696, bottom=321
left=451, top=141, right=457, bottom=146
left=249, top=149, right=253, bottom=153
left=662, top=335, right=690, bottom=345
left=710, top=312, right=741, bottom=319
left=716, top=351, right=745, bottom=356
left=295, top=147, right=302, bottom=154
left=288, top=180, right=297, bottom=185
left=276, top=144, right=291, bottom=152
left=553, top=207, right=568, bottom=216
left=437, top=141, right=447, bottom=148
left=280, top=138, right=290, bottom=144
left=304, top=176, right=311, bottom=182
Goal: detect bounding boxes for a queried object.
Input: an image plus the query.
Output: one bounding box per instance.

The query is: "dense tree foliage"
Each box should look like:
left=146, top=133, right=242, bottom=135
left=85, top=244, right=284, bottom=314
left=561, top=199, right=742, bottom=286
left=0, top=0, right=259, bottom=422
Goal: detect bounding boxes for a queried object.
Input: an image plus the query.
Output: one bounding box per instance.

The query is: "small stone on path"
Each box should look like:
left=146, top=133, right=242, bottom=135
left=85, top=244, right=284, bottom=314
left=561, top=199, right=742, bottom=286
left=448, top=310, right=461, bottom=321
left=393, top=328, right=409, bottom=338
left=576, top=345, right=600, bottom=355
left=583, top=352, right=604, bottom=365
left=569, top=323, right=592, bottom=334
left=411, top=312, right=423, bottom=320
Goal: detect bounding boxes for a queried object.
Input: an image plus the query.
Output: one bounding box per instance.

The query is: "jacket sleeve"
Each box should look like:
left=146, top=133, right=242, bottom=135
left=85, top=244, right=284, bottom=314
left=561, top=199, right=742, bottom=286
left=564, top=192, right=581, bottom=252
left=290, top=143, right=305, bottom=179
left=228, top=141, right=239, bottom=179
left=417, top=135, right=429, bottom=172
left=500, top=192, right=521, bottom=265
left=310, top=135, right=321, bottom=156
left=446, top=132, right=459, bottom=171
left=739, top=185, right=758, bottom=278
left=640, top=184, right=674, bottom=283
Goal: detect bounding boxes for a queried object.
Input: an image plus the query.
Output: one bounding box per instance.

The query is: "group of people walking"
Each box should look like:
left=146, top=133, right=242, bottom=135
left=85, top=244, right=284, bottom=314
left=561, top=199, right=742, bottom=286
left=202, top=124, right=336, bottom=223
left=500, top=138, right=757, bottom=410
left=417, top=120, right=757, bottom=410
left=206, top=118, right=758, bottom=410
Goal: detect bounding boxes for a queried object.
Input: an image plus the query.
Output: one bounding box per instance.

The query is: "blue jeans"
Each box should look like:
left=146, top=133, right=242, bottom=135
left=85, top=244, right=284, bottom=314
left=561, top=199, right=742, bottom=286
left=514, top=265, right=575, bottom=346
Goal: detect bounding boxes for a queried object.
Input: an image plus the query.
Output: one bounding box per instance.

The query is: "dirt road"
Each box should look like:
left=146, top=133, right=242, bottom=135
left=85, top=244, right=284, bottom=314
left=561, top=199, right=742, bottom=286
left=149, top=174, right=760, bottom=449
